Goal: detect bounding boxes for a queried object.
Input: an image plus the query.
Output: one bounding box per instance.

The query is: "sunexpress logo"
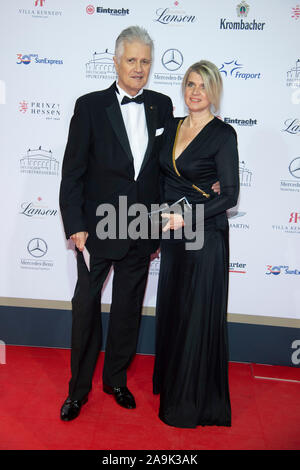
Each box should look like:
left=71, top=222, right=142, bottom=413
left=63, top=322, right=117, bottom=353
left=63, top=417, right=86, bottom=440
left=16, top=54, right=63, bottom=66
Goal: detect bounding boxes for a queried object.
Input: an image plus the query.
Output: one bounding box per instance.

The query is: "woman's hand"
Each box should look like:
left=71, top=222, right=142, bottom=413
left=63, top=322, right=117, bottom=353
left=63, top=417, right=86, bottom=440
left=161, top=213, right=185, bottom=232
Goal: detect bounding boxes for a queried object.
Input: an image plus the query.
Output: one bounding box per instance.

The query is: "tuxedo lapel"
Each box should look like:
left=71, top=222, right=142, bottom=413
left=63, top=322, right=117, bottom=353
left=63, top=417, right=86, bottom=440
left=105, top=90, right=134, bottom=164
left=139, top=92, right=157, bottom=176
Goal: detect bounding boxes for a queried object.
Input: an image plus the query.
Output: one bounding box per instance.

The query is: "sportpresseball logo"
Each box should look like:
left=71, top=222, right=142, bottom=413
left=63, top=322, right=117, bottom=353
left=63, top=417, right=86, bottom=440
left=85, top=50, right=117, bottom=80
left=20, top=146, right=59, bottom=176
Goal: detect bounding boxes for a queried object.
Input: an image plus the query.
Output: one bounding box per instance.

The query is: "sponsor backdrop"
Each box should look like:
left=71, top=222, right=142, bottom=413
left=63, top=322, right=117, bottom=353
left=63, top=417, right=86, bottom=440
left=0, top=0, right=299, bottom=365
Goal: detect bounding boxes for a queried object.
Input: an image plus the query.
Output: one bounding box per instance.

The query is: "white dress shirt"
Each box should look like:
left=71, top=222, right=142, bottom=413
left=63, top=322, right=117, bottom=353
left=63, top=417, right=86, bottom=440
left=116, top=83, right=148, bottom=180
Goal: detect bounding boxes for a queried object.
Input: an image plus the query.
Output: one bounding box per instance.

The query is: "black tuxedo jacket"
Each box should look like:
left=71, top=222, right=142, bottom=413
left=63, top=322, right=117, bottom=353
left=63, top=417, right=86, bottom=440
left=59, top=82, right=173, bottom=259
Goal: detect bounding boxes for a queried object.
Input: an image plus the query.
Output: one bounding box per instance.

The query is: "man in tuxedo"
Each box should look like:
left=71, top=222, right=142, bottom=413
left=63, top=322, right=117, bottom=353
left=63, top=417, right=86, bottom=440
left=59, top=26, right=173, bottom=421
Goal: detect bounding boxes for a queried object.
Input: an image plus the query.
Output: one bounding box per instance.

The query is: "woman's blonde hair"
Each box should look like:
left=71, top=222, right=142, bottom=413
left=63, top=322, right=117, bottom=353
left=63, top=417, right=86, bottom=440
left=182, top=60, right=223, bottom=113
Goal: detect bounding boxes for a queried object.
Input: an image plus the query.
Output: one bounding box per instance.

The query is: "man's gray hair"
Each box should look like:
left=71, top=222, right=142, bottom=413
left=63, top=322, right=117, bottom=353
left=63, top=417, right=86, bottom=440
left=115, top=26, right=153, bottom=62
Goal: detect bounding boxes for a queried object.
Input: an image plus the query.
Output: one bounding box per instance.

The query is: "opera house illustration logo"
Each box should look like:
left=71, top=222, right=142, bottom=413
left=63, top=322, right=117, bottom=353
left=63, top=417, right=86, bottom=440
left=239, top=160, right=252, bottom=187
left=20, top=146, right=59, bottom=176
left=85, top=49, right=117, bottom=80
left=287, top=60, right=300, bottom=88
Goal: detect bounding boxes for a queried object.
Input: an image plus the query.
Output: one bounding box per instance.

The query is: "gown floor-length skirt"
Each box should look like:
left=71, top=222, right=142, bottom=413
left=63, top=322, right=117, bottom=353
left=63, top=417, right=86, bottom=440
left=153, top=228, right=231, bottom=428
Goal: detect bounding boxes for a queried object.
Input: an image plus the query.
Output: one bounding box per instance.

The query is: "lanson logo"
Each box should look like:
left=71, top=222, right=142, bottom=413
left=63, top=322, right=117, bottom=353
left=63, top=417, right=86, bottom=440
left=19, top=197, right=58, bottom=219
left=282, top=118, right=300, bottom=135
left=154, top=1, right=196, bottom=25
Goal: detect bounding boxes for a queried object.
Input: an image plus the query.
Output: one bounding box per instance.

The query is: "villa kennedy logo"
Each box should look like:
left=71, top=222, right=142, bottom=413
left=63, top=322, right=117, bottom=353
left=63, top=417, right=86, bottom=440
left=220, top=1, right=266, bottom=31
left=86, top=5, right=130, bottom=16
left=154, top=1, right=197, bottom=26
left=272, top=212, right=300, bottom=235
left=219, top=60, right=261, bottom=80
left=18, top=0, right=62, bottom=18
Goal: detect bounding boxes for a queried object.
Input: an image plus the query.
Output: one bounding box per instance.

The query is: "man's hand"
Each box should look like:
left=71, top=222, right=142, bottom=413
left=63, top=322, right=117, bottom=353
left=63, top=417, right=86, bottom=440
left=211, top=181, right=220, bottom=195
left=70, top=231, right=89, bottom=251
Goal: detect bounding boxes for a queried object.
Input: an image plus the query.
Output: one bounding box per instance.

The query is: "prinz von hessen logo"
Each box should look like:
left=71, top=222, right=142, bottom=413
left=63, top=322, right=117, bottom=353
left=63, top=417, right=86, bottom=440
left=220, top=1, right=266, bottom=30
left=154, top=1, right=196, bottom=25
left=19, top=100, right=61, bottom=120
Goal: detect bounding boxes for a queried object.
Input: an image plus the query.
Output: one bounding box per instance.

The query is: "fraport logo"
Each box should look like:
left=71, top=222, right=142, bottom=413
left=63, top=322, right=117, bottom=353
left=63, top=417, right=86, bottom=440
left=266, top=265, right=300, bottom=276
left=16, top=54, right=63, bottom=66
left=219, top=60, right=261, bottom=80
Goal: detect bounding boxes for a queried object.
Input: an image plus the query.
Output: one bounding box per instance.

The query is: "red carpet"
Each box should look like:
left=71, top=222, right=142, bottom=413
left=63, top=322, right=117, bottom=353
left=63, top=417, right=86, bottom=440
left=0, top=346, right=299, bottom=450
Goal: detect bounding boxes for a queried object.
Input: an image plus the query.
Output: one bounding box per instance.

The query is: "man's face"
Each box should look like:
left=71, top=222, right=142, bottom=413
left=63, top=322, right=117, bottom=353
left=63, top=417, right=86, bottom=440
left=114, top=41, right=152, bottom=96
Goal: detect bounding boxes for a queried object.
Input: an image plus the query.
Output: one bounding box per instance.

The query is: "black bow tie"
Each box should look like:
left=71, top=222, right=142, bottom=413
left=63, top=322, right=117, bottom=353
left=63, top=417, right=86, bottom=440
left=121, top=94, right=144, bottom=105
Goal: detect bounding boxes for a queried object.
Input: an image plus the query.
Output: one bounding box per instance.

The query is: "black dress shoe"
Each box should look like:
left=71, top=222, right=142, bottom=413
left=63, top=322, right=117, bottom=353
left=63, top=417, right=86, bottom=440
left=103, top=384, right=136, bottom=409
left=60, top=395, right=88, bottom=421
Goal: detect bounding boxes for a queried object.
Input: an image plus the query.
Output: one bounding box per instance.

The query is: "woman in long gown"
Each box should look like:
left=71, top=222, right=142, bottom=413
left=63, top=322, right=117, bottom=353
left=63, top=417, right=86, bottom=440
left=153, top=60, right=240, bottom=428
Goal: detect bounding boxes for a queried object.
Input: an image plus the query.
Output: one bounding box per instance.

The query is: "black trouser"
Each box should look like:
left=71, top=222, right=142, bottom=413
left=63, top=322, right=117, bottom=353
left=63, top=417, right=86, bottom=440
left=68, top=242, right=150, bottom=401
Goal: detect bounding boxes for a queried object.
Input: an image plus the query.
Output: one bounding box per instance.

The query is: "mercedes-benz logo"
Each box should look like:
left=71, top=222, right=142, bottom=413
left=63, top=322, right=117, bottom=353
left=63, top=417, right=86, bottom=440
left=162, top=49, right=183, bottom=71
left=27, top=238, right=48, bottom=258
left=289, top=157, right=300, bottom=179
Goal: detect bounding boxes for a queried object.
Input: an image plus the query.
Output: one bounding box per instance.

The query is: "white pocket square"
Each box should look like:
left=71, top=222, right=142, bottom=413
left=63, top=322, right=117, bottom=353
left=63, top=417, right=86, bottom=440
left=155, top=128, right=164, bottom=137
